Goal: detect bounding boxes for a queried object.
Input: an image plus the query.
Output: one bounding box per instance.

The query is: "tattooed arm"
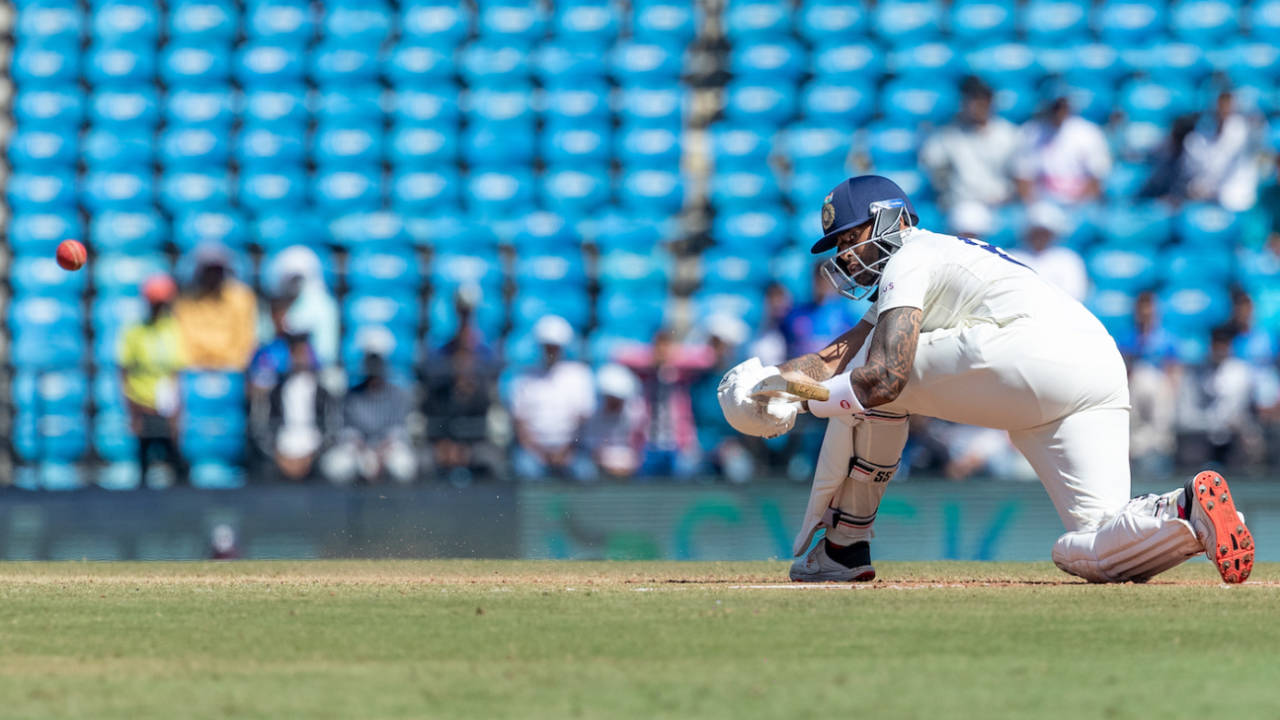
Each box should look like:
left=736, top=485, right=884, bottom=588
left=777, top=320, right=875, bottom=383
left=848, top=306, right=922, bottom=407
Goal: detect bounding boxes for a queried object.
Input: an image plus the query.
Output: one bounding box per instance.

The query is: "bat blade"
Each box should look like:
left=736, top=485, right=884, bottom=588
left=749, top=376, right=830, bottom=402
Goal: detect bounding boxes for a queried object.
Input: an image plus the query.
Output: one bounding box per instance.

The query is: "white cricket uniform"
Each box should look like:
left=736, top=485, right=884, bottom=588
left=862, top=227, right=1131, bottom=532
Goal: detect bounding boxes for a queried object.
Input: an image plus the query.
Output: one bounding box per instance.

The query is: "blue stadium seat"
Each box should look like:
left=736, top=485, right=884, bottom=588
left=160, top=41, right=231, bottom=86
left=8, top=129, right=77, bottom=168
left=554, top=1, right=619, bottom=47
left=509, top=211, right=579, bottom=253
left=400, top=0, right=471, bottom=46
left=13, top=369, right=89, bottom=415
left=711, top=169, right=782, bottom=209
left=90, top=86, right=160, bottom=128
left=619, top=85, right=686, bottom=128
left=168, top=0, right=239, bottom=43
left=1086, top=245, right=1158, bottom=292
left=10, top=255, right=87, bottom=297
left=390, top=169, right=460, bottom=215
left=410, top=215, right=498, bottom=252
left=82, top=170, right=154, bottom=212
left=253, top=212, right=327, bottom=250
left=91, top=210, right=166, bottom=252
left=86, top=42, right=156, bottom=84
left=238, top=165, right=307, bottom=213
left=316, top=86, right=385, bottom=125
left=235, top=43, right=305, bottom=86
left=1176, top=204, right=1240, bottom=247
left=510, top=290, right=591, bottom=338
left=431, top=252, right=502, bottom=289
left=964, top=43, right=1041, bottom=87
left=17, top=3, right=83, bottom=46
left=1060, top=78, right=1117, bottom=125
left=159, top=125, right=229, bottom=169
left=14, top=41, right=81, bottom=84
left=347, top=247, right=421, bottom=292
left=246, top=0, right=313, bottom=45
left=460, top=41, right=527, bottom=85
left=15, top=87, right=85, bottom=130
left=1023, top=0, right=1090, bottom=43
left=92, top=296, right=147, bottom=366
left=1160, top=246, right=1233, bottom=285
left=544, top=81, right=612, bottom=123
left=322, top=1, right=392, bottom=45
left=93, top=254, right=168, bottom=297
left=10, top=212, right=82, bottom=255
left=782, top=123, right=851, bottom=168
left=390, top=124, right=458, bottom=166
left=1170, top=0, right=1237, bottom=42
left=711, top=206, right=790, bottom=250
left=618, top=125, right=680, bottom=168
left=598, top=248, right=671, bottom=288
left=94, top=412, right=137, bottom=464
left=242, top=86, right=308, bottom=126
left=618, top=168, right=684, bottom=215
left=97, top=461, right=142, bottom=490
left=342, top=294, right=420, bottom=334
left=329, top=211, right=412, bottom=248
left=467, top=169, right=535, bottom=217
left=724, top=0, right=790, bottom=38
left=310, top=43, right=379, bottom=85
left=513, top=250, right=587, bottom=291
left=1130, top=41, right=1210, bottom=83
left=1097, top=203, right=1172, bottom=247
left=709, top=123, right=771, bottom=171
left=160, top=171, right=232, bottom=212
left=92, top=0, right=160, bottom=43
left=810, top=42, right=884, bottom=80
left=1159, top=286, right=1231, bottom=334
left=477, top=2, right=546, bottom=47
left=1096, top=0, right=1166, bottom=45
left=82, top=129, right=152, bottom=169
left=468, top=85, right=535, bottom=124
left=1118, top=80, right=1195, bottom=123
left=14, top=413, right=88, bottom=463
left=724, top=83, right=796, bottom=125
left=700, top=247, right=771, bottom=293
left=8, top=297, right=84, bottom=369
left=1087, top=289, right=1136, bottom=338
left=387, top=43, right=455, bottom=85
left=341, top=325, right=418, bottom=370
left=887, top=42, right=960, bottom=78
left=166, top=88, right=235, bottom=127
left=173, top=209, right=247, bottom=251
left=872, top=0, right=944, bottom=41
left=534, top=43, right=608, bottom=84
left=993, top=82, right=1039, bottom=123
left=181, top=371, right=245, bottom=413
left=392, top=87, right=461, bottom=125
left=801, top=81, right=875, bottom=125
left=189, top=462, right=247, bottom=489
left=311, top=167, right=383, bottom=215
left=542, top=121, right=611, bottom=165
left=314, top=123, right=383, bottom=166
left=951, top=0, right=1017, bottom=40
left=540, top=166, right=611, bottom=219
left=798, top=0, right=866, bottom=42
left=596, top=288, right=667, bottom=341
left=181, top=415, right=247, bottom=463
left=633, top=0, right=696, bottom=42
left=235, top=123, right=306, bottom=166
left=611, top=40, right=686, bottom=82
left=692, top=290, right=763, bottom=330
left=1116, top=120, right=1166, bottom=160
left=787, top=167, right=848, bottom=211
left=880, top=80, right=960, bottom=125
left=1251, top=0, right=1280, bottom=38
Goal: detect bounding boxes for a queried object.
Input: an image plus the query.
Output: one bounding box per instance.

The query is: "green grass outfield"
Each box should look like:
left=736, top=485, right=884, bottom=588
left=1, top=561, right=1276, bottom=719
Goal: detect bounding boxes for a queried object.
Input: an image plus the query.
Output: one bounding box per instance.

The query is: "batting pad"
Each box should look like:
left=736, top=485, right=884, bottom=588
left=1052, top=491, right=1202, bottom=583
left=792, top=411, right=909, bottom=556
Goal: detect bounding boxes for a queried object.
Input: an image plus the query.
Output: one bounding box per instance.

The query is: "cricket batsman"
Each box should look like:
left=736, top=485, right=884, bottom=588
left=718, top=175, right=1255, bottom=584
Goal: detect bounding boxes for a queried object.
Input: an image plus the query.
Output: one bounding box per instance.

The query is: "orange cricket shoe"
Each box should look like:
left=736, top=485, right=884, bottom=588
left=1187, top=471, right=1254, bottom=584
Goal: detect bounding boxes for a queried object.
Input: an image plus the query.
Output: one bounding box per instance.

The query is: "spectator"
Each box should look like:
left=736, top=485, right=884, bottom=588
left=782, top=263, right=865, bottom=358
left=583, top=364, right=647, bottom=479
left=1175, top=325, right=1259, bottom=469
left=510, top=315, right=596, bottom=480
left=617, top=329, right=714, bottom=478
left=1115, top=290, right=1179, bottom=364
left=1009, top=202, right=1089, bottom=301
left=692, top=315, right=759, bottom=482
left=1015, top=91, right=1112, bottom=206
left=323, top=328, right=417, bottom=484
left=118, top=274, right=187, bottom=486
left=920, top=75, right=1020, bottom=212
left=424, top=337, right=503, bottom=484
left=1184, top=90, right=1259, bottom=212
left=1126, top=355, right=1177, bottom=479
left=174, top=243, right=257, bottom=370
left=437, top=284, right=495, bottom=365
left=1255, top=155, right=1280, bottom=241
left=748, top=282, right=791, bottom=368
left=247, top=292, right=319, bottom=396
left=1138, top=114, right=1199, bottom=204
left=1227, top=287, right=1276, bottom=366
left=264, top=246, right=340, bottom=368
left=257, top=326, right=335, bottom=481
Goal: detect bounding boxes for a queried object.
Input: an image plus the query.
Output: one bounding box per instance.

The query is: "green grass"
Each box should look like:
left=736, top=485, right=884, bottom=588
left=0, top=561, right=1276, bottom=719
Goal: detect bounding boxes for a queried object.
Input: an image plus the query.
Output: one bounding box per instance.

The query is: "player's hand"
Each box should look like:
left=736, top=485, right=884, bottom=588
left=717, top=357, right=798, bottom=438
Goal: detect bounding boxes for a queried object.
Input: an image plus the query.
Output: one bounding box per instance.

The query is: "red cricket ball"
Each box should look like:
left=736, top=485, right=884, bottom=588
left=56, top=239, right=87, bottom=271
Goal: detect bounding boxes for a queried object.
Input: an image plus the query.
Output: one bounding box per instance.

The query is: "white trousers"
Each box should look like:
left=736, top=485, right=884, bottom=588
left=879, top=318, right=1132, bottom=531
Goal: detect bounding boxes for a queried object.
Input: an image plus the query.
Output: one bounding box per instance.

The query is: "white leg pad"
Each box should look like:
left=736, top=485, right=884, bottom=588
left=791, top=411, right=909, bottom=555
left=1052, top=492, right=1203, bottom=583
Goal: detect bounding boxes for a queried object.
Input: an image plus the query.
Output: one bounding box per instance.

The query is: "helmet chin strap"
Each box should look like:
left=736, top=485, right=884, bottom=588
left=822, top=202, right=911, bottom=301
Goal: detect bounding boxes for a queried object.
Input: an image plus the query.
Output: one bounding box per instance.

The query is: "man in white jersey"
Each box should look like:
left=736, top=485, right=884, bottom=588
left=718, top=175, right=1254, bottom=584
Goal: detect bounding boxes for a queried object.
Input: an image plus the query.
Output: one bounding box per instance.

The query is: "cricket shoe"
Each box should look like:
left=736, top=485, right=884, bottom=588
left=789, top=538, right=876, bottom=582
left=1185, top=471, right=1254, bottom=584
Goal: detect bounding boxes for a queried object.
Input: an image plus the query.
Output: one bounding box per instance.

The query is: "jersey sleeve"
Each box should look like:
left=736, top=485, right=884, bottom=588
left=874, top=243, right=932, bottom=314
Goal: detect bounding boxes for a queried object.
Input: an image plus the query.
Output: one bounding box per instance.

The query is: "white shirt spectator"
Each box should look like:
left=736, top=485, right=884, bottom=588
left=1128, top=360, right=1176, bottom=461
left=1016, top=116, right=1112, bottom=205
left=1009, top=245, right=1089, bottom=301
left=1184, top=113, right=1258, bottom=211
left=1176, top=356, right=1254, bottom=446
left=512, top=360, right=597, bottom=449
left=920, top=117, right=1020, bottom=209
